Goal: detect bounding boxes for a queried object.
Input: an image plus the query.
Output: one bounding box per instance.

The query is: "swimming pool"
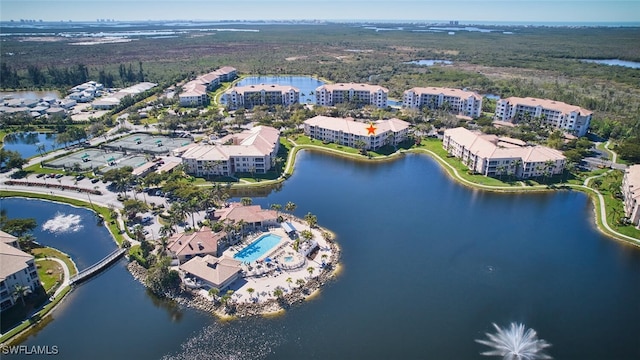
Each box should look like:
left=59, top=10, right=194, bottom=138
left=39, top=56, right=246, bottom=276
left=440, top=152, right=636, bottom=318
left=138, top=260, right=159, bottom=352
left=233, top=233, right=282, bottom=262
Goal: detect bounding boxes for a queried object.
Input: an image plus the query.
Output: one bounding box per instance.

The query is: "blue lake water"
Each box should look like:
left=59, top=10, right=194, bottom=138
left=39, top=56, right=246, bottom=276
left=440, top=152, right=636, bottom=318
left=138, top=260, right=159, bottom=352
left=2, top=132, right=62, bottom=159
left=5, top=152, right=640, bottom=359
left=580, top=59, right=640, bottom=69
left=232, top=76, right=325, bottom=104
left=405, top=59, right=453, bottom=66
left=0, top=91, right=61, bottom=101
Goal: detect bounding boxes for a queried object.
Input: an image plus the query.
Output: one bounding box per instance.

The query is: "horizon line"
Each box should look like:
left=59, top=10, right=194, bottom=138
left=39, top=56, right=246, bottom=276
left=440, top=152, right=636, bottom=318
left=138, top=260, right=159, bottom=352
left=1, top=19, right=640, bottom=26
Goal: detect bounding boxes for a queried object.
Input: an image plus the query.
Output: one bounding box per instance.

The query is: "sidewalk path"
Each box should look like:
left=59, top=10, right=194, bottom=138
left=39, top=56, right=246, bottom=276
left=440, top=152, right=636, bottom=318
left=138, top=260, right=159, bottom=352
left=36, top=257, right=71, bottom=298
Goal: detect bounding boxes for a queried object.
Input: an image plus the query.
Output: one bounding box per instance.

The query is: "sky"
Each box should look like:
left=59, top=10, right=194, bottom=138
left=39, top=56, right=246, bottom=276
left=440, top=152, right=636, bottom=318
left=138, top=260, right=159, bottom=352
left=1, top=0, right=639, bottom=23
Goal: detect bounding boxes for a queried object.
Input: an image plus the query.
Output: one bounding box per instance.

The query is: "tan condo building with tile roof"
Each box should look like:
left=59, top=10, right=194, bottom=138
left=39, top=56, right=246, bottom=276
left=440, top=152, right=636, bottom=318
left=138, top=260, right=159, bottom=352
left=402, top=87, right=483, bottom=118
left=1, top=231, right=41, bottom=311
left=222, top=84, right=299, bottom=110
left=494, top=96, right=593, bottom=137
left=180, top=126, right=280, bottom=177
left=303, top=115, right=410, bottom=150
left=179, top=66, right=237, bottom=107
left=315, top=83, right=389, bottom=108
left=443, top=127, right=566, bottom=179
left=622, top=164, right=640, bottom=227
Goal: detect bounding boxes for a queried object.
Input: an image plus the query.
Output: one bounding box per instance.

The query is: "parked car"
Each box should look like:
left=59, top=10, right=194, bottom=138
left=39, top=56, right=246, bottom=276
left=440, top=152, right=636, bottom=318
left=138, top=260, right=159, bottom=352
left=55, top=174, right=64, bottom=179
left=91, top=178, right=100, bottom=184
left=36, top=173, right=46, bottom=178
left=76, top=175, right=85, bottom=181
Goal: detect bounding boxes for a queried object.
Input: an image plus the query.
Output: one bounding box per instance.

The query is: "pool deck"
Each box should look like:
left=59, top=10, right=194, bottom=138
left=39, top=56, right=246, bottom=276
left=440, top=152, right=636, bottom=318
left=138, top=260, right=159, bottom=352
left=203, top=218, right=333, bottom=305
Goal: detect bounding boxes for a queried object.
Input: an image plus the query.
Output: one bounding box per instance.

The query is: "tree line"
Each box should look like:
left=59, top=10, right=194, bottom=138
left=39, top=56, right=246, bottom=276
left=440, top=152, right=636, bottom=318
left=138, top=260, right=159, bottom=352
left=0, top=62, right=145, bottom=89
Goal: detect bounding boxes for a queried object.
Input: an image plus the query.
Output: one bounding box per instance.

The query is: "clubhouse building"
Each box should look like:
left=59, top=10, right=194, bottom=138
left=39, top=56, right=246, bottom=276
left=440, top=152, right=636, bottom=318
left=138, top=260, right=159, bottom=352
left=494, top=97, right=592, bottom=137
left=402, top=87, right=483, bottom=118
left=177, top=126, right=280, bottom=177
left=303, top=115, right=410, bottom=150
left=443, top=127, right=566, bottom=179
left=315, top=83, right=388, bottom=108
left=222, top=84, right=299, bottom=110
left=622, top=164, right=640, bottom=227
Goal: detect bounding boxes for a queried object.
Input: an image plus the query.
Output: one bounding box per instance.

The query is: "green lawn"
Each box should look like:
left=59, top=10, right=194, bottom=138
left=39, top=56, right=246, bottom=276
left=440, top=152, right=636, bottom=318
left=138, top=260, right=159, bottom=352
left=32, top=246, right=78, bottom=277
left=36, top=260, right=64, bottom=293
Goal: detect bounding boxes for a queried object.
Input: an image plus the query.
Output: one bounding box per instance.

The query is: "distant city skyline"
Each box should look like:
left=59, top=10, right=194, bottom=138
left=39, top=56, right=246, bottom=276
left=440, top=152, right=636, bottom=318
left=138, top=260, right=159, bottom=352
left=1, top=0, right=639, bottom=23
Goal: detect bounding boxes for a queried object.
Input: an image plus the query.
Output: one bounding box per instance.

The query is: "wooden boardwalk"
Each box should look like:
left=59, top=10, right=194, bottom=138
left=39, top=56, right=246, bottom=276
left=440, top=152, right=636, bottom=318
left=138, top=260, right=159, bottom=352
left=69, top=248, right=127, bottom=286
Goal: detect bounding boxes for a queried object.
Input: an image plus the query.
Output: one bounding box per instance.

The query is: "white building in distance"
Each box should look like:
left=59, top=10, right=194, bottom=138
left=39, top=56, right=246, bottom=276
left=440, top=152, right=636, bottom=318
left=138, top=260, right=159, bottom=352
left=91, top=82, right=157, bottom=110
left=303, top=115, right=410, bottom=150
left=315, top=83, right=388, bottom=108
left=622, top=164, right=640, bottom=227
left=1, top=230, right=41, bottom=311
left=402, top=87, right=483, bottom=118
left=494, top=97, right=593, bottom=137
left=221, top=84, right=299, bottom=110
left=443, top=127, right=566, bottom=179
left=178, top=126, right=280, bottom=177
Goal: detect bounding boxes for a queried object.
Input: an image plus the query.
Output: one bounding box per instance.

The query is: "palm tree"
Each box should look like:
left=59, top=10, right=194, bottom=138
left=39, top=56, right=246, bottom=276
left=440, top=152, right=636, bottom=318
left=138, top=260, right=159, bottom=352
left=273, top=287, right=284, bottom=298
left=236, top=219, right=246, bottom=239
left=247, top=287, right=255, bottom=301
left=513, top=159, right=523, bottom=178
left=221, top=220, right=235, bottom=244
left=240, top=197, right=253, bottom=206
left=270, top=203, right=282, bottom=219
left=13, top=284, right=30, bottom=306
left=159, top=223, right=175, bottom=238
left=307, top=266, right=315, bottom=279
left=285, top=201, right=297, bottom=219
left=496, top=164, right=506, bottom=180
left=157, top=236, right=170, bottom=257
left=18, top=233, right=36, bottom=250
left=354, top=139, right=367, bottom=154
left=304, top=212, right=317, bottom=229
left=286, top=277, right=293, bottom=288
left=296, top=278, right=305, bottom=288
left=169, top=202, right=187, bottom=228
left=36, top=143, right=46, bottom=157
left=300, top=229, right=314, bottom=242
left=208, top=287, right=220, bottom=302
left=186, top=197, right=200, bottom=228
left=133, top=224, right=146, bottom=241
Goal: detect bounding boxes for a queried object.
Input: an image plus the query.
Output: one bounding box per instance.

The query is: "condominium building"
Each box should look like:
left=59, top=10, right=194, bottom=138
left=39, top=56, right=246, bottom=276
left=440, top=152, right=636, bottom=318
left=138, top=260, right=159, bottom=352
left=494, top=97, right=592, bottom=137
left=315, top=83, right=388, bottom=108
left=622, top=164, right=640, bottom=227
left=179, top=82, right=208, bottom=107
left=179, top=66, right=237, bottom=107
left=179, top=126, right=280, bottom=176
left=221, top=84, right=299, bottom=110
left=1, top=230, right=41, bottom=311
left=443, top=127, right=566, bottom=179
left=303, top=115, right=410, bottom=150
left=403, top=87, right=483, bottom=118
